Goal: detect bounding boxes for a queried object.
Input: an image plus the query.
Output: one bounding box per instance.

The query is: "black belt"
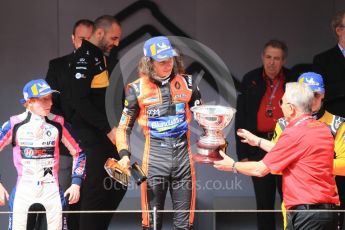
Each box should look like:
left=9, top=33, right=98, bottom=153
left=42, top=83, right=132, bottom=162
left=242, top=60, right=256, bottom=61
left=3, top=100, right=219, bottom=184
left=256, top=131, right=274, bottom=140
left=290, top=203, right=336, bottom=210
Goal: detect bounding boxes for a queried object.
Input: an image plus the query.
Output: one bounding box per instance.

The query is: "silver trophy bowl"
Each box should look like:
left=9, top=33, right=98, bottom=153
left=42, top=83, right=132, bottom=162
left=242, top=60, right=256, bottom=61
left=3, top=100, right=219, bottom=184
left=191, top=105, right=236, bottom=164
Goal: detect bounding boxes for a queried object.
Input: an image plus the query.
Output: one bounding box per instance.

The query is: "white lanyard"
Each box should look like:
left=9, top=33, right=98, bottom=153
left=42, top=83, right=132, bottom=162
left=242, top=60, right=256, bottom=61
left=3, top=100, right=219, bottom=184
left=268, top=79, right=281, bottom=106
left=293, top=116, right=313, bottom=127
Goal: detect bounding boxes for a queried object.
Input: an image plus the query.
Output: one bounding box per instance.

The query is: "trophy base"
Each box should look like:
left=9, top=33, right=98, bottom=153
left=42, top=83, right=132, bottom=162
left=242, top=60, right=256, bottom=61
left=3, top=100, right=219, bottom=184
left=193, top=141, right=226, bottom=164
left=193, top=153, right=223, bottom=164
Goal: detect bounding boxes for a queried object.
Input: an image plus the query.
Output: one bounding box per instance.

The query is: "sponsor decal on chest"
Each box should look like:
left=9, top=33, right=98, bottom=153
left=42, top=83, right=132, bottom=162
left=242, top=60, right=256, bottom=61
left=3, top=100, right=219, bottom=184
left=143, top=97, right=160, bottom=104
left=174, top=93, right=187, bottom=99
left=17, top=123, right=58, bottom=146
left=175, top=103, right=185, bottom=114
left=147, top=108, right=161, bottom=117
left=150, top=116, right=185, bottom=131
left=21, top=146, right=55, bottom=159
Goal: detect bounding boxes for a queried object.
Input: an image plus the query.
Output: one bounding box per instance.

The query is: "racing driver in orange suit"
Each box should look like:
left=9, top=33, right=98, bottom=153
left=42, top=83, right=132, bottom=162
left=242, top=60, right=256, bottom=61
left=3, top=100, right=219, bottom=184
left=116, top=36, right=202, bottom=230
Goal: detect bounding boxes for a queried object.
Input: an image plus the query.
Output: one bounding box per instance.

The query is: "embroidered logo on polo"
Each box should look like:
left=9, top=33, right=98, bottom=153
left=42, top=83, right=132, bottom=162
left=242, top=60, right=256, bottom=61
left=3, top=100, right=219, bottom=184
left=77, top=58, right=87, bottom=64
left=75, top=73, right=86, bottom=79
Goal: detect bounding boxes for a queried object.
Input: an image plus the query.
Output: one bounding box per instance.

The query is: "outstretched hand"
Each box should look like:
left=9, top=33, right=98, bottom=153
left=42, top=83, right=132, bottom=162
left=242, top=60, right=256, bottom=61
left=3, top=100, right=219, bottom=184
left=213, top=150, right=235, bottom=172
left=64, top=184, right=80, bottom=204
left=237, top=129, right=260, bottom=147
left=0, top=183, right=9, bottom=206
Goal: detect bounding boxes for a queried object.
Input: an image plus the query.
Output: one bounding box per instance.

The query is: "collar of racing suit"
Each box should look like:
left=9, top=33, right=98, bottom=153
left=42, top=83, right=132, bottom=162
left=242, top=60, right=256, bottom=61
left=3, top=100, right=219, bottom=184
left=149, top=72, right=175, bottom=86
left=25, top=109, right=47, bottom=121
left=313, top=106, right=326, bottom=120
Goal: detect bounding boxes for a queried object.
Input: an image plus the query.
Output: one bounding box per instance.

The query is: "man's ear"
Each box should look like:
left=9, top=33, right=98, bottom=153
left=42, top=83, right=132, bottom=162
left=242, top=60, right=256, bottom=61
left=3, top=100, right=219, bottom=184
left=289, top=104, right=296, bottom=117
left=95, top=28, right=105, bottom=39
left=261, top=53, right=265, bottom=63
left=71, top=34, right=75, bottom=46
left=335, top=27, right=343, bottom=38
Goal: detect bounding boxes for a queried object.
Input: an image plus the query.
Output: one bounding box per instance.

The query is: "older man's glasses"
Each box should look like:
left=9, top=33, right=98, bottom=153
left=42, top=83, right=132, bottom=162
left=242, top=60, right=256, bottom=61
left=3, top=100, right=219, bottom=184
left=279, top=99, right=292, bottom=107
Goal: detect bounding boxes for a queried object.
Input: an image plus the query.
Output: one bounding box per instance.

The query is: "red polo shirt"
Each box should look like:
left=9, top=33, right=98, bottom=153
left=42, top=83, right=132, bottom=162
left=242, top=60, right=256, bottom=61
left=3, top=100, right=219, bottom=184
left=263, top=114, right=339, bottom=209
left=257, top=72, right=285, bottom=132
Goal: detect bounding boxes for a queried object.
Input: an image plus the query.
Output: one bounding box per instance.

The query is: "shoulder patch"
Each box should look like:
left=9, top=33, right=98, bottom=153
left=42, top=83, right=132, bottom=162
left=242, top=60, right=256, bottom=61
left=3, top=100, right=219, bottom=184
left=277, top=118, right=287, bottom=130
left=331, top=115, right=345, bottom=134
left=0, top=121, right=11, bottom=138
left=182, top=74, right=193, bottom=89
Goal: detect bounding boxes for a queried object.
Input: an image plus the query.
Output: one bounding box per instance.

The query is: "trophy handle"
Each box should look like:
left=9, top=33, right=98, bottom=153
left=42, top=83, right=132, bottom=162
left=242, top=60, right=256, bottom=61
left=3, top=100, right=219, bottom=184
left=131, top=162, right=147, bottom=185
left=104, top=158, right=130, bottom=186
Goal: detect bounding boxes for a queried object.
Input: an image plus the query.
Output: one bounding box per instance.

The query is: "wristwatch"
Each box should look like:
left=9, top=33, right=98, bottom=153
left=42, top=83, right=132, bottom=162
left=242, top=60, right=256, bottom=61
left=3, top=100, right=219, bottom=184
left=232, top=161, right=238, bottom=174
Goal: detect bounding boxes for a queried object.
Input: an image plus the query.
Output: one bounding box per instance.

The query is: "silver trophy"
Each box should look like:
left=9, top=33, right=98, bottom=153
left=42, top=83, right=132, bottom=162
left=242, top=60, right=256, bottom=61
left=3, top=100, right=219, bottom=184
left=191, top=105, right=236, bottom=164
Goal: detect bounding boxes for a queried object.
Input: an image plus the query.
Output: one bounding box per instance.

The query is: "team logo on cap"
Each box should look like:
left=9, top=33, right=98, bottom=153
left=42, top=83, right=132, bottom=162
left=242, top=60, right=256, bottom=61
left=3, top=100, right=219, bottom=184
left=37, top=82, right=50, bottom=93
left=304, top=77, right=320, bottom=86
left=143, top=36, right=178, bottom=60
left=156, top=42, right=171, bottom=55
left=31, top=84, right=39, bottom=96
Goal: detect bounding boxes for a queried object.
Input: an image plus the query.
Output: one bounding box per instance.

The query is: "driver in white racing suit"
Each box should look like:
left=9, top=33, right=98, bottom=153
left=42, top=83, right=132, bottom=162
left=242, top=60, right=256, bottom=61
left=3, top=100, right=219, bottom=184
left=0, top=79, right=86, bottom=230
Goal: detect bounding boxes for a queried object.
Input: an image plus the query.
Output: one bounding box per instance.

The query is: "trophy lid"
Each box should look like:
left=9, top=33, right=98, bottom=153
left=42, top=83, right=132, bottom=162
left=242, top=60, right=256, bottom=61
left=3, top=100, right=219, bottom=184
left=191, top=105, right=236, bottom=130
left=191, top=105, right=235, bottom=116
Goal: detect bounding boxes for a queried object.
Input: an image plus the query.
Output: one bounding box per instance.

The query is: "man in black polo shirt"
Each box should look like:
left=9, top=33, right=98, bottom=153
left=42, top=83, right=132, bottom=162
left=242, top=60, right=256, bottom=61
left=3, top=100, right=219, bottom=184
left=69, top=15, right=126, bottom=230
left=45, top=19, right=93, bottom=229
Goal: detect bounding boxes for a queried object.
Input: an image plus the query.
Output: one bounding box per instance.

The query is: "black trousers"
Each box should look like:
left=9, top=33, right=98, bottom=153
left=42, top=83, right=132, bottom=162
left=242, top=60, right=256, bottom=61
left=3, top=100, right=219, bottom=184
left=336, top=176, right=345, bottom=230
left=76, top=129, right=127, bottom=230
left=142, top=136, right=194, bottom=230
left=143, top=176, right=193, bottom=230
left=26, top=203, right=47, bottom=230
left=251, top=174, right=283, bottom=230
left=286, top=204, right=337, bottom=230
left=250, top=144, right=283, bottom=230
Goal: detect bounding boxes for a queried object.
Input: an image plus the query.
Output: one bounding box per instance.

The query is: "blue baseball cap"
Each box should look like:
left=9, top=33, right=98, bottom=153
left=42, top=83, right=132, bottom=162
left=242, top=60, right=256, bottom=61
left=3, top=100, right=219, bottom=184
left=20, top=79, right=59, bottom=104
left=143, top=36, right=178, bottom=61
left=297, top=72, right=325, bottom=94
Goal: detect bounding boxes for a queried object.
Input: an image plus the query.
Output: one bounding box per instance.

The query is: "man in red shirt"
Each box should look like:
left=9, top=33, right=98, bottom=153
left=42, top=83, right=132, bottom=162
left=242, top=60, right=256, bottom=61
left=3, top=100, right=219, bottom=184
left=215, top=82, right=339, bottom=230
left=235, top=40, right=294, bottom=230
